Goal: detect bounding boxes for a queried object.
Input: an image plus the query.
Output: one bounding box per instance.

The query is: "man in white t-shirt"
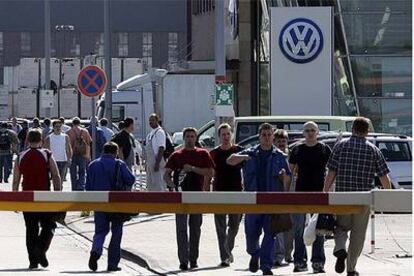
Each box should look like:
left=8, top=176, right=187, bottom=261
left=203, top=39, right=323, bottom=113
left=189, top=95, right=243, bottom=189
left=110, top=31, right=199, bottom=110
left=44, top=120, right=72, bottom=186
left=144, top=113, right=166, bottom=191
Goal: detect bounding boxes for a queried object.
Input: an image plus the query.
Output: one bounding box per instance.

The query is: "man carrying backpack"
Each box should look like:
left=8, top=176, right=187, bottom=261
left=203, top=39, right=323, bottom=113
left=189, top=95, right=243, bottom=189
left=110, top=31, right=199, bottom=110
left=144, top=113, right=169, bottom=191
left=0, top=122, right=18, bottom=183
left=67, top=117, right=92, bottom=191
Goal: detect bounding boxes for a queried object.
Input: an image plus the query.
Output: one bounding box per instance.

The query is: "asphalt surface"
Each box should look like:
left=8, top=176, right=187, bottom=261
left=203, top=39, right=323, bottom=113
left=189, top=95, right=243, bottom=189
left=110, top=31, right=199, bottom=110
left=0, top=171, right=412, bottom=275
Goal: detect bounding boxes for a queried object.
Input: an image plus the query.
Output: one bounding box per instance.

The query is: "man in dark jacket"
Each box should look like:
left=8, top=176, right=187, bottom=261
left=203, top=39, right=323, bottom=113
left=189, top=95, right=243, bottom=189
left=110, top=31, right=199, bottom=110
left=85, top=142, right=135, bottom=272
left=111, top=117, right=136, bottom=170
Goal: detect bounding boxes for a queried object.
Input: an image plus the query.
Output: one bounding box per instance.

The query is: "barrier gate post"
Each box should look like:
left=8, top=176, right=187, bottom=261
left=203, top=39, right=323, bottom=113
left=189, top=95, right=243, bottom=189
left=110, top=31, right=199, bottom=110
left=370, top=193, right=375, bottom=254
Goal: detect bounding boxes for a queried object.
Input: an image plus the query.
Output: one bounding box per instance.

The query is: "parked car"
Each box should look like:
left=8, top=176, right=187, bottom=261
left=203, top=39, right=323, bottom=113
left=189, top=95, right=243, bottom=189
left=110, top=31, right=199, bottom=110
left=172, top=131, right=183, bottom=146
left=196, top=116, right=375, bottom=150
left=239, top=132, right=412, bottom=189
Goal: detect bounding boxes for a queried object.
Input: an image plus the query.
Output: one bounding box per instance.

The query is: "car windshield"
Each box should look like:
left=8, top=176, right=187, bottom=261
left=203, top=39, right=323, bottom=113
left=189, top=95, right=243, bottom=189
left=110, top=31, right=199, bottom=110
left=377, top=141, right=412, bottom=162
left=236, top=122, right=329, bottom=142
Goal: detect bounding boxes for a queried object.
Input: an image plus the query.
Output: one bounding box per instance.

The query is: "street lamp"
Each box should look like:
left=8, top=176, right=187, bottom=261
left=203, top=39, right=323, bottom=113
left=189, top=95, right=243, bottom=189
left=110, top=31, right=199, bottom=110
left=54, top=24, right=75, bottom=117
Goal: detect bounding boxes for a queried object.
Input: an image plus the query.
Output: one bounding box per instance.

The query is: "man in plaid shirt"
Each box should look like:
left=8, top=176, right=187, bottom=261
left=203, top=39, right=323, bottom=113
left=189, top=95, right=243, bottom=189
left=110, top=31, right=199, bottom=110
left=323, top=117, right=391, bottom=276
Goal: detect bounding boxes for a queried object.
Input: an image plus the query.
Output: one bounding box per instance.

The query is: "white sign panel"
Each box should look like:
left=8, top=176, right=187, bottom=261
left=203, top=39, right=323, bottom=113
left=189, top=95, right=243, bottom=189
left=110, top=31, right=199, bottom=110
left=270, top=7, right=332, bottom=115
left=40, top=89, right=54, bottom=108
left=62, top=58, right=81, bottom=87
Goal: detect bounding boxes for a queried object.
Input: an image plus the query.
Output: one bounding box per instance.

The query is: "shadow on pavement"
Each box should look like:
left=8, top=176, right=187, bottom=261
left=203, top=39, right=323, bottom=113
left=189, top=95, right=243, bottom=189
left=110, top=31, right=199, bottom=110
left=0, top=268, right=45, bottom=272
left=163, top=265, right=227, bottom=275
left=60, top=270, right=110, bottom=274
left=123, top=214, right=173, bottom=228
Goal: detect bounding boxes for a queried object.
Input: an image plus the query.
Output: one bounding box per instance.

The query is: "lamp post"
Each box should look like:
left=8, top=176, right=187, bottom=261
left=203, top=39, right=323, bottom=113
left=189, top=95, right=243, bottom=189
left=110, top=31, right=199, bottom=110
left=55, top=24, right=75, bottom=117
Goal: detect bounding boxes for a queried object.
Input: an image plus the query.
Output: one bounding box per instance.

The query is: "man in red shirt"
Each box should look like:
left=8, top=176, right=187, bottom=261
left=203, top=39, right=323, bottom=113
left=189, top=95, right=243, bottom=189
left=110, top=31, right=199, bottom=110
left=12, top=129, right=61, bottom=269
left=164, top=127, right=214, bottom=271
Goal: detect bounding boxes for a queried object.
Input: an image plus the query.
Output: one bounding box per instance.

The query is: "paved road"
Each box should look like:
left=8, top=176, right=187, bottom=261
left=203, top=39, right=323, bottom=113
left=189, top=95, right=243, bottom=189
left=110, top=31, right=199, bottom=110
left=0, top=176, right=152, bottom=275
left=63, top=212, right=412, bottom=276
left=0, top=173, right=412, bottom=275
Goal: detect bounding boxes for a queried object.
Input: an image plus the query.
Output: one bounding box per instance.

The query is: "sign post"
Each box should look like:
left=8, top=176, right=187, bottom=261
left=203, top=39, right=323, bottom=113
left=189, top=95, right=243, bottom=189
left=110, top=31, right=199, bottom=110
left=77, top=65, right=107, bottom=160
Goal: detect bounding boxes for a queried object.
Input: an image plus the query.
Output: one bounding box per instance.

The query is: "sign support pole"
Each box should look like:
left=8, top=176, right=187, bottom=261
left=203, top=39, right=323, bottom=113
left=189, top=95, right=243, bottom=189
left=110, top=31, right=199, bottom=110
left=104, top=0, right=112, bottom=127
left=44, top=0, right=51, bottom=118
left=215, top=0, right=226, bottom=148
left=77, top=64, right=107, bottom=161
left=91, top=97, right=96, bottom=160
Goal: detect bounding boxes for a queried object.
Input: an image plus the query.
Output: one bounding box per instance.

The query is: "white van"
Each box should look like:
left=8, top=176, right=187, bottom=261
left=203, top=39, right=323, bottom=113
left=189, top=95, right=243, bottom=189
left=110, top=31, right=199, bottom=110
left=197, top=116, right=374, bottom=149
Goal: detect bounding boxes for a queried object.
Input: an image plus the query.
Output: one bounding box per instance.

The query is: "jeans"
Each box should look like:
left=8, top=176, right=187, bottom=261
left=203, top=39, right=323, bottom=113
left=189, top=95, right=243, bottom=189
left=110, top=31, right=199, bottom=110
left=91, top=212, right=124, bottom=268
left=274, top=233, right=285, bottom=263
left=284, top=228, right=294, bottom=261
left=0, top=154, right=11, bottom=182
left=23, top=212, right=57, bottom=265
left=175, top=214, right=202, bottom=264
left=56, top=161, right=67, bottom=186
left=292, top=214, right=325, bottom=266
left=214, top=214, right=241, bottom=262
left=245, top=214, right=275, bottom=272
left=70, top=155, right=86, bottom=191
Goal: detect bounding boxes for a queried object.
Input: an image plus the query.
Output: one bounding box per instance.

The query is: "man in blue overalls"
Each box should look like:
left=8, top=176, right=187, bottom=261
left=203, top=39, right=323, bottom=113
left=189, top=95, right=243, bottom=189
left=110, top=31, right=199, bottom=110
left=85, top=142, right=135, bottom=272
left=227, top=123, right=291, bottom=276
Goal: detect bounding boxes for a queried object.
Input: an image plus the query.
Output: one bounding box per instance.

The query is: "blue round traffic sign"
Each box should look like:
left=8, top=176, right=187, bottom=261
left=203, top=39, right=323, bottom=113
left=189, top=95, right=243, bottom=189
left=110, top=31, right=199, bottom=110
left=77, top=65, right=107, bottom=97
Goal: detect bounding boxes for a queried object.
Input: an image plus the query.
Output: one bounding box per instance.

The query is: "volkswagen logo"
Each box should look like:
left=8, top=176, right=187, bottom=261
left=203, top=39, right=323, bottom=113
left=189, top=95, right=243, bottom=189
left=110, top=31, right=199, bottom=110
left=279, top=18, right=323, bottom=64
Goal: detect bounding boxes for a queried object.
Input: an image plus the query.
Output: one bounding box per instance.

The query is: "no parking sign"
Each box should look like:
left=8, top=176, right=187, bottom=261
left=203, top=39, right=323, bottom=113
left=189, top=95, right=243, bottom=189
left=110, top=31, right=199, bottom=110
left=77, top=65, right=107, bottom=97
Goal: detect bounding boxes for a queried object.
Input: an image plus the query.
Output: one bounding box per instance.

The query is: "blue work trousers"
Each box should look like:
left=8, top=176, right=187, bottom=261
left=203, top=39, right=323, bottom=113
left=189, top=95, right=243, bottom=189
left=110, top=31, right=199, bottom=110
left=91, top=212, right=124, bottom=268
left=292, top=214, right=325, bottom=266
left=245, top=214, right=275, bottom=272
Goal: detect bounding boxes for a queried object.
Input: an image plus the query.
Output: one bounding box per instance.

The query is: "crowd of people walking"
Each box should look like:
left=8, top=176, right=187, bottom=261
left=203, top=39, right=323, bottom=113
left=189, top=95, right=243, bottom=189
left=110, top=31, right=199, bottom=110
left=1, top=115, right=392, bottom=275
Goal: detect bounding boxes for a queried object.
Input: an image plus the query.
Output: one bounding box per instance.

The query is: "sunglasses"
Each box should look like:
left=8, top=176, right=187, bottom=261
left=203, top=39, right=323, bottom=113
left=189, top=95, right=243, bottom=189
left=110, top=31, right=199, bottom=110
left=304, top=129, right=316, bottom=133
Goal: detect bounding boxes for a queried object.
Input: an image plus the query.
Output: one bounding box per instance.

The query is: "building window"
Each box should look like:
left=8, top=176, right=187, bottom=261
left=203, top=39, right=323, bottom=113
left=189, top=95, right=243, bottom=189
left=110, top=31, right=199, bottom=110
left=193, top=0, right=215, bottom=15
left=118, top=32, right=128, bottom=57
left=70, top=34, right=80, bottom=56
left=168, top=32, right=178, bottom=63
left=142, top=32, right=152, bottom=70
left=0, top=32, right=3, bottom=54
left=21, top=32, right=31, bottom=56
left=95, top=33, right=104, bottom=56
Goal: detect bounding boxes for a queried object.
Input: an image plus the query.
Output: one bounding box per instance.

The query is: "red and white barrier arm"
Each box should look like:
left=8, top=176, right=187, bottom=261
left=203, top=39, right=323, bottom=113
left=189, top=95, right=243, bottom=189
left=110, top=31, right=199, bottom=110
left=0, top=191, right=380, bottom=214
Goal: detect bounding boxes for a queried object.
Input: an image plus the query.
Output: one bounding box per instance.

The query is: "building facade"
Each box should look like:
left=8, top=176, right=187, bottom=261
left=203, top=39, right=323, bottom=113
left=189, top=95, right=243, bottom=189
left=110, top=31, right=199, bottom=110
left=0, top=0, right=188, bottom=84
left=189, top=0, right=412, bottom=135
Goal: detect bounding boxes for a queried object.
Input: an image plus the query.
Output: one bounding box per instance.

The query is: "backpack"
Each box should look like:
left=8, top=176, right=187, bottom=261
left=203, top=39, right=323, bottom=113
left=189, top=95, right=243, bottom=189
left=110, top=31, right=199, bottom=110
left=164, top=132, right=175, bottom=160
left=152, top=128, right=174, bottom=160
left=0, top=131, right=11, bottom=151
left=73, top=130, right=87, bottom=156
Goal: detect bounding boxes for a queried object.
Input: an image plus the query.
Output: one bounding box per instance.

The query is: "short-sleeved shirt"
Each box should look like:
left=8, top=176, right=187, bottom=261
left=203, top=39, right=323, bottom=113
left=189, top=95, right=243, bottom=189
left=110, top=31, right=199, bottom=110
left=146, top=127, right=166, bottom=155
left=210, top=145, right=244, bottom=191
left=289, top=142, right=331, bottom=192
left=165, top=147, right=214, bottom=191
left=327, top=136, right=390, bottom=191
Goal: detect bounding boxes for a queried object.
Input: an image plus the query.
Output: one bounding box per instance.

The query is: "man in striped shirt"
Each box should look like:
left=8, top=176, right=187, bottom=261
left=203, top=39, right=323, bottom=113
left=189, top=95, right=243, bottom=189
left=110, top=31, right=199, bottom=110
left=323, top=117, right=391, bottom=276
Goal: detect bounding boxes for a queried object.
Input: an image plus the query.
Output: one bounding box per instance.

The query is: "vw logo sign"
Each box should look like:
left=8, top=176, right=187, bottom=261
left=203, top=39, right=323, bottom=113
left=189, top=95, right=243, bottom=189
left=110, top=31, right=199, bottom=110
left=279, top=18, right=323, bottom=64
